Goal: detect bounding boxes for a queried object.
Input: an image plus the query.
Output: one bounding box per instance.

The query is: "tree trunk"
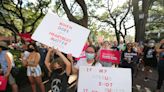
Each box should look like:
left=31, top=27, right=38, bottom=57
left=114, top=28, right=120, bottom=45
left=61, top=0, right=88, bottom=28
left=142, top=0, right=149, bottom=40
left=132, top=0, right=140, bottom=42
left=116, top=33, right=120, bottom=45
left=122, top=36, right=126, bottom=43
left=133, top=0, right=152, bottom=42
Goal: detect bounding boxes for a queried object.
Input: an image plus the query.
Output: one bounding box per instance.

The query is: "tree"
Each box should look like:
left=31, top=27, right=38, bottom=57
left=0, top=26, right=12, bottom=36
left=0, top=0, right=50, bottom=41
left=147, top=1, right=164, bottom=32
left=60, top=0, right=88, bottom=28
left=90, top=0, right=133, bottom=44
left=132, top=0, right=156, bottom=42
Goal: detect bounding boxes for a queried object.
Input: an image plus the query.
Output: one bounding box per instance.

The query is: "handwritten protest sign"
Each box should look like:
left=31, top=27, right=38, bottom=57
left=99, top=50, right=121, bottom=64
left=75, top=43, right=89, bottom=61
left=32, top=11, right=90, bottom=57
left=124, top=53, right=137, bottom=58
left=78, top=66, right=132, bottom=92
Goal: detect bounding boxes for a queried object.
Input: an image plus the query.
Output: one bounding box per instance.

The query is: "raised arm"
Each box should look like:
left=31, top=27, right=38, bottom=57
left=55, top=49, right=71, bottom=76
left=67, top=54, right=78, bottom=74
left=45, top=48, right=53, bottom=73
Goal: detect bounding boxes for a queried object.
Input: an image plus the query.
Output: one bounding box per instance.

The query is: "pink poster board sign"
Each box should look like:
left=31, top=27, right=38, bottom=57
left=100, top=50, right=121, bottom=64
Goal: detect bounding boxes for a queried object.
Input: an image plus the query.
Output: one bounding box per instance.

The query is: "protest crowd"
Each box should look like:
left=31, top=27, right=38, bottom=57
left=0, top=38, right=164, bottom=92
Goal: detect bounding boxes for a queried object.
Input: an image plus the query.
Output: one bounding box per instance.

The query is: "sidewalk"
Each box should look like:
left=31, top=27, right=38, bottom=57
left=133, top=67, right=164, bottom=92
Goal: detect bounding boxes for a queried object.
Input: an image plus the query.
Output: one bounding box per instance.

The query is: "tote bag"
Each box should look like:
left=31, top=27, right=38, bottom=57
left=0, top=76, right=7, bottom=91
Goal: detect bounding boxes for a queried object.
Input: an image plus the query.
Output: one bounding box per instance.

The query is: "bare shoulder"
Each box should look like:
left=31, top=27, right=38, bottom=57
left=36, top=52, right=40, bottom=57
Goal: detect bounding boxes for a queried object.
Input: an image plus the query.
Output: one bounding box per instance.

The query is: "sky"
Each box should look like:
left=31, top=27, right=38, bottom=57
left=110, top=0, right=135, bottom=37
left=27, top=0, right=135, bottom=37
left=93, top=0, right=135, bottom=37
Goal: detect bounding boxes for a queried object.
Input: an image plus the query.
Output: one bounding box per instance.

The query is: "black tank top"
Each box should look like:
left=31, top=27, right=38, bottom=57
left=50, top=69, right=69, bottom=92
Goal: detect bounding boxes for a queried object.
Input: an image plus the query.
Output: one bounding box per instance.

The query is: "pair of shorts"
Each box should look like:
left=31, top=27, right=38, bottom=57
left=8, top=74, right=16, bottom=85
left=27, top=65, right=42, bottom=77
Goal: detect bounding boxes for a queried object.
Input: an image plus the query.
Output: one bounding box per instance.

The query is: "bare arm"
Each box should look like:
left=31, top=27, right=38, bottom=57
left=72, top=67, right=78, bottom=74
left=67, top=54, right=78, bottom=74
left=45, top=48, right=53, bottom=73
left=156, top=48, right=164, bottom=53
left=21, top=52, right=29, bottom=66
left=55, top=50, right=71, bottom=76
left=4, top=52, right=12, bottom=78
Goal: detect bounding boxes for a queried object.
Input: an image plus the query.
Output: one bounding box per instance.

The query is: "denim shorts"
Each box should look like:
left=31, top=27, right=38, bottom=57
left=8, top=74, right=16, bottom=85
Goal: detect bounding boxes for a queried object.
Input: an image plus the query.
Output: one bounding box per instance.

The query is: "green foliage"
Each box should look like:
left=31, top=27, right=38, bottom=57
left=9, top=49, right=22, bottom=67
left=99, top=12, right=109, bottom=20
left=88, top=0, right=132, bottom=43
left=54, top=0, right=86, bottom=20
left=0, top=0, right=50, bottom=34
left=147, top=1, right=164, bottom=31
left=0, top=27, right=12, bottom=36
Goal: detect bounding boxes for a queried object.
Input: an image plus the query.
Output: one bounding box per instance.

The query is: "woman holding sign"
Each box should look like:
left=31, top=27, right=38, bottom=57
left=96, top=41, right=113, bottom=67
left=73, top=45, right=102, bottom=73
left=120, top=43, right=137, bottom=74
left=66, top=45, right=102, bottom=92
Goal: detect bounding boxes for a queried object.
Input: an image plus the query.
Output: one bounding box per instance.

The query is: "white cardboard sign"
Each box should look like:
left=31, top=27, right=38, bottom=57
left=78, top=66, right=132, bottom=92
left=32, top=11, right=90, bottom=57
